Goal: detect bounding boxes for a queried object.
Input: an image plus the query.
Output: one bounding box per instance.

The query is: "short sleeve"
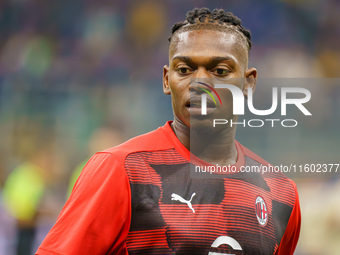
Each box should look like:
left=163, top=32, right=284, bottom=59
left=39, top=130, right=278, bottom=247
left=36, top=152, right=131, bottom=255
left=275, top=180, right=301, bottom=255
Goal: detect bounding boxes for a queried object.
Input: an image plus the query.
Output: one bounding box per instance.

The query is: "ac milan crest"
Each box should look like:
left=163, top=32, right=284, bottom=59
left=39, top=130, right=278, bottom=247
left=255, top=196, right=268, bottom=226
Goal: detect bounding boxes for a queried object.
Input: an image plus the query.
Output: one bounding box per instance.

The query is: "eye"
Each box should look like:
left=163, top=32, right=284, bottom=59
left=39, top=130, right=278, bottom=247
left=212, top=68, right=230, bottom=76
left=176, top=67, right=192, bottom=74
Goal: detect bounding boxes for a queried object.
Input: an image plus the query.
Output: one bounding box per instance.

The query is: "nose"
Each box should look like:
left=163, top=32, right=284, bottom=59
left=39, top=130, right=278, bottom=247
left=194, top=67, right=211, bottom=79
left=189, top=67, right=214, bottom=92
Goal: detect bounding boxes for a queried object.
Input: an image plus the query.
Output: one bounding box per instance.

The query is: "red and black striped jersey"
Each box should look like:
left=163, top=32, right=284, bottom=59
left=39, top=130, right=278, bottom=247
left=36, top=121, right=300, bottom=255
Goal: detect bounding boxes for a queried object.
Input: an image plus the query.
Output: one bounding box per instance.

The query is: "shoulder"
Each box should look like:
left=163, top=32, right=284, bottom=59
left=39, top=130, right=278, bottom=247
left=74, top=122, right=176, bottom=185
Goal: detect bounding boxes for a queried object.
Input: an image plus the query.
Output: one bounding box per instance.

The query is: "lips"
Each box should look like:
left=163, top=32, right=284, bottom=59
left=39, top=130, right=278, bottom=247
left=185, top=97, right=216, bottom=108
left=185, top=96, right=217, bottom=116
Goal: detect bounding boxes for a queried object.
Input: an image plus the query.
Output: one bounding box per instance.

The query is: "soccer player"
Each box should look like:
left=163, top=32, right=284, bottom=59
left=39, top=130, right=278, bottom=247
left=36, top=8, right=301, bottom=255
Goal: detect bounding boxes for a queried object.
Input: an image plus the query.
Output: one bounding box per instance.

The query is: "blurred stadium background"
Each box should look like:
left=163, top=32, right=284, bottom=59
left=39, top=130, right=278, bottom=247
left=0, top=0, right=339, bottom=254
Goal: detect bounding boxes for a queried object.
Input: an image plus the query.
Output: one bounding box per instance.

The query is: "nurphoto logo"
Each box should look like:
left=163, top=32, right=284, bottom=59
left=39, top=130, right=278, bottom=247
left=197, top=82, right=312, bottom=128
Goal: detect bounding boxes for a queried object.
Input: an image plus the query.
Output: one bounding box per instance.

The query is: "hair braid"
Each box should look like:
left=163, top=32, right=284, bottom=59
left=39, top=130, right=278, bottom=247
left=169, top=8, right=252, bottom=51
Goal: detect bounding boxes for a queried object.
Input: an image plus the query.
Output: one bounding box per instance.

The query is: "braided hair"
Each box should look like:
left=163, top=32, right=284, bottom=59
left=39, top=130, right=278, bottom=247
left=169, top=8, right=252, bottom=51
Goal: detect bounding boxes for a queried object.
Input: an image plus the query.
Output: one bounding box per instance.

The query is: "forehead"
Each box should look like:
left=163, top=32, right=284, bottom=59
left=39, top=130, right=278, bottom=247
left=170, top=30, right=248, bottom=65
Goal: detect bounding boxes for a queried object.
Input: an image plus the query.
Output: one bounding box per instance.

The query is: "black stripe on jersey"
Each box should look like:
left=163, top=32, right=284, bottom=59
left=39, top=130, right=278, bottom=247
left=233, top=156, right=271, bottom=192
left=272, top=200, right=293, bottom=244
left=150, top=163, right=225, bottom=205
left=130, top=184, right=166, bottom=231
left=227, top=230, right=275, bottom=255
left=187, top=157, right=271, bottom=192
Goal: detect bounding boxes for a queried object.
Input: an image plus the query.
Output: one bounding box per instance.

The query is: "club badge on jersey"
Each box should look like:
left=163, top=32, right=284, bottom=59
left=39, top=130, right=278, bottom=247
left=255, top=196, right=268, bottom=226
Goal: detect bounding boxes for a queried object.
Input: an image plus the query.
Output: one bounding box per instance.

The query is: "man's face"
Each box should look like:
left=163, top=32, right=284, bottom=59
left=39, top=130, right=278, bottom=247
left=163, top=29, right=257, bottom=130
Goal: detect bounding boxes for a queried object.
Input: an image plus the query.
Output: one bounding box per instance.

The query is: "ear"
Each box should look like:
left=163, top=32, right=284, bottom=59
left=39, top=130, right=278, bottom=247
left=243, top=67, right=257, bottom=98
left=163, top=65, right=171, bottom=95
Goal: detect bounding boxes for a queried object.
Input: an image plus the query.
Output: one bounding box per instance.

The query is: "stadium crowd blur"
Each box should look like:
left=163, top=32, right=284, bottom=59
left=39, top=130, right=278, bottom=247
left=0, top=0, right=339, bottom=254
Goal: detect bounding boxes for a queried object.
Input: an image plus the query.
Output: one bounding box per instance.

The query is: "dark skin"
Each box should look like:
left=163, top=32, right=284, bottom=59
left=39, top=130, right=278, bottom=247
left=163, top=28, right=257, bottom=166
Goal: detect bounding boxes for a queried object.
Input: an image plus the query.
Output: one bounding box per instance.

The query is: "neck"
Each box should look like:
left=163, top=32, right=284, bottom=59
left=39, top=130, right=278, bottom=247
left=171, top=117, right=238, bottom=166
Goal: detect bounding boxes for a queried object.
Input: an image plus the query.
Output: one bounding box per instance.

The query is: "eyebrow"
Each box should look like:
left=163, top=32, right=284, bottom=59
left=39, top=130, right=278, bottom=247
left=172, top=56, right=192, bottom=62
left=171, top=56, right=234, bottom=63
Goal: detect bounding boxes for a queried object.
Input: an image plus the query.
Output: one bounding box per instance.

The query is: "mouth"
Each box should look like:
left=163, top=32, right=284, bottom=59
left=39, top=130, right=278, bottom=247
left=185, top=97, right=216, bottom=108
left=185, top=97, right=217, bottom=115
